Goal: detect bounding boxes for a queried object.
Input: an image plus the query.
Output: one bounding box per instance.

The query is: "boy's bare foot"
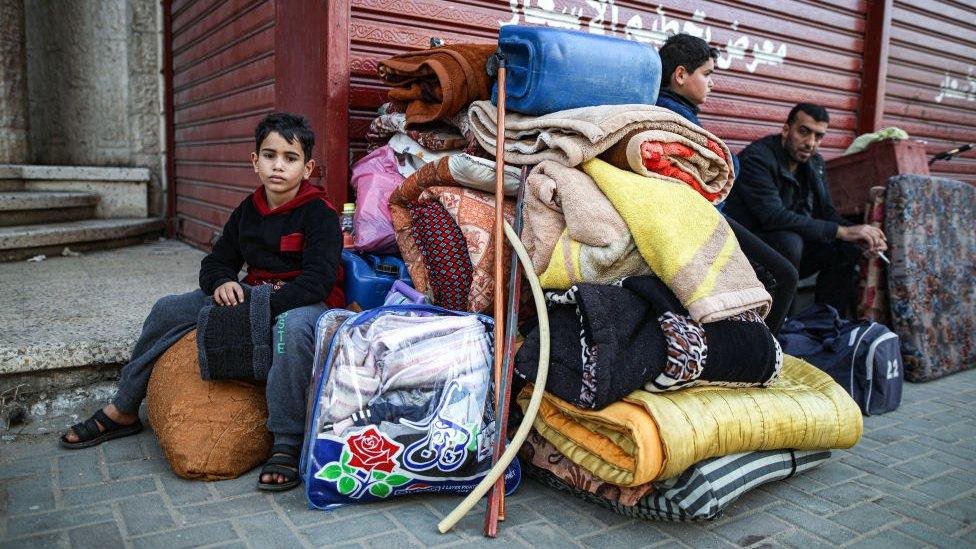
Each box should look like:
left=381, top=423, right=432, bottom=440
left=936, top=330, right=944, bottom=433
left=61, top=404, right=142, bottom=449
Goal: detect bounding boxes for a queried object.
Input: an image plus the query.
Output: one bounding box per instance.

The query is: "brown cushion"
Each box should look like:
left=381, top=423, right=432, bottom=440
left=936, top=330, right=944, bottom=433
left=146, top=330, right=272, bottom=481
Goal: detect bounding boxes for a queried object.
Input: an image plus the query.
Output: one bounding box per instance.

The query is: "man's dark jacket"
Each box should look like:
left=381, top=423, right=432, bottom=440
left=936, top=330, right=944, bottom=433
left=724, top=134, right=850, bottom=243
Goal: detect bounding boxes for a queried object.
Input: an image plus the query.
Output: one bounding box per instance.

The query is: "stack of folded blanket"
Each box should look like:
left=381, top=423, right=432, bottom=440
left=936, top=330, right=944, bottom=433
left=388, top=156, right=517, bottom=314
left=518, top=356, right=861, bottom=485
left=524, top=158, right=769, bottom=321
left=467, top=100, right=734, bottom=197
left=521, top=431, right=833, bottom=521
left=515, top=356, right=862, bottom=519
left=355, top=43, right=865, bottom=521
left=368, top=44, right=498, bottom=164
left=516, top=276, right=782, bottom=410
left=465, top=93, right=860, bottom=521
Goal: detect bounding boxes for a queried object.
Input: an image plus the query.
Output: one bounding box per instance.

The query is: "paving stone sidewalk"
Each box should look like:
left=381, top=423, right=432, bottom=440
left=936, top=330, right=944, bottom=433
left=2, top=369, right=975, bottom=548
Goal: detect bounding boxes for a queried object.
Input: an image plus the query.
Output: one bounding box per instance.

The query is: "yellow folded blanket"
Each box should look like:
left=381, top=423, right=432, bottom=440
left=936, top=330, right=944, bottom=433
left=581, top=158, right=770, bottom=323
left=517, top=355, right=862, bottom=487
left=522, top=161, right=652, bottom=288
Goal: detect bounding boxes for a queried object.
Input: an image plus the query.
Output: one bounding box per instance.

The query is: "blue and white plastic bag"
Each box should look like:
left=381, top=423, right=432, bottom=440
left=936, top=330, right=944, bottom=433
left=302, top=305, right=520, bottom=509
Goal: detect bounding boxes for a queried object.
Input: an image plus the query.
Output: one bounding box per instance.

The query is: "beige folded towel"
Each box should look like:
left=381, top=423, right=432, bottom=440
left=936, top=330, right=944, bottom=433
left=467, top=102, right=732, bottom=183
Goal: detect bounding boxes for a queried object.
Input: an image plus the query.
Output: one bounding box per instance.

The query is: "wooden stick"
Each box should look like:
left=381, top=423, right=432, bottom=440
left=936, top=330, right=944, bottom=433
left=484, top=59, right=507, bottom=539
left=484, top=167, right=527, bottom=529
left=496, top=166, right=528, bottom=522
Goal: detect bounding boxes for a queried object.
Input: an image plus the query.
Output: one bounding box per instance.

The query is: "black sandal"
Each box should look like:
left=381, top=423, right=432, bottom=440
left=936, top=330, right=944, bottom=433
left=256, top=444, right=301, bottom=492
left=60, top=409, right=143, bottom=450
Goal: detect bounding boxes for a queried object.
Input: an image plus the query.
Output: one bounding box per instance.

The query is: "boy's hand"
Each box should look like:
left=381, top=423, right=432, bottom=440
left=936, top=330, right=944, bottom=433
left=214, top=281, right=245, bottom=306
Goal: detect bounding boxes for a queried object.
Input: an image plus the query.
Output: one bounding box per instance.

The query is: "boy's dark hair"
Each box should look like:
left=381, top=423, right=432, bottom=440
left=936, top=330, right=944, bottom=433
left=254, top=112, right=315, bottom=162
left=659, top=33, right=719, bottom=90
left=787, top=103, right=830, bottom=125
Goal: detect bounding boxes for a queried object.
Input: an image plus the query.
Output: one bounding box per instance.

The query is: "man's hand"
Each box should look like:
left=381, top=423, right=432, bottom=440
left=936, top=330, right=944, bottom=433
left=213, top=281, right=245, bottom=306
left=837, top=224, right=887, bottom=253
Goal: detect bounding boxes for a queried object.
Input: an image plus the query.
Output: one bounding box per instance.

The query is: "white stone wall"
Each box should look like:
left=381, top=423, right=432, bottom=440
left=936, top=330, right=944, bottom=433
left=25, top=0, right=164, bottom=216
left=0, top=0, right=30, bottom=163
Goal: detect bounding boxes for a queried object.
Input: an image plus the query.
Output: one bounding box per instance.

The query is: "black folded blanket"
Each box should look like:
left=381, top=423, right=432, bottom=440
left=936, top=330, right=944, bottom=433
left=518, top=283, right=663, bottom=411
left=515, top=276, right=782, bottom=410
left=196, top=284, right=273, bottom=382
left=622, top=276, right=782, bottom=392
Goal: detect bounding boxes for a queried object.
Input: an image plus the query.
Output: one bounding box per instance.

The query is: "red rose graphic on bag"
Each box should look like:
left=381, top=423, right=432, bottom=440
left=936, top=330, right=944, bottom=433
left=347, top=427, right=400, bottom=474
left=316, top=427, right=412, bottom=499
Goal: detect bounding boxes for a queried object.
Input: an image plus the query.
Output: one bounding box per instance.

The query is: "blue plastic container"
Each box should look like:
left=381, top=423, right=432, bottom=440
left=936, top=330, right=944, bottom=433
left=341, top=251, right=413, bottom=310
left=491, top=25, right=661, bottom=116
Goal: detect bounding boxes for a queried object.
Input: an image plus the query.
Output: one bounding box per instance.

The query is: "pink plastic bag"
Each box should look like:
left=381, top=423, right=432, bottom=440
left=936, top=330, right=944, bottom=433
left=350, top=146, right=404, bottom=253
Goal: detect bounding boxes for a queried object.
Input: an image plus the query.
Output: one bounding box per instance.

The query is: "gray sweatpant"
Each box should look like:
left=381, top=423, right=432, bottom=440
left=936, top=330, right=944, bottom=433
left=113, top=288, right=328, bottom=447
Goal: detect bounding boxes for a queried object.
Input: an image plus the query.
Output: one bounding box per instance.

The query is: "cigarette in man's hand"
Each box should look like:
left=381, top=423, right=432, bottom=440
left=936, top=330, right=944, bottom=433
left=877, top=251, right=890, bottom=264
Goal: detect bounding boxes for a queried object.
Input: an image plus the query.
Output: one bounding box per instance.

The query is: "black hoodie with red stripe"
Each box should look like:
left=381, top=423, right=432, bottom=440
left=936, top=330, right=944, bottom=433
left=199, top=180, right=344, bottom=317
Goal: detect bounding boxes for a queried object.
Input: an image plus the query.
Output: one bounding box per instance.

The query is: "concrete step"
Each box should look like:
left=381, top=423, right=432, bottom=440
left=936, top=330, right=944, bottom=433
left=0, top=240, right=204, bottom=429
left=0, top=191, right=99, bottom=227
left=0, top=217, right=166, bottom=261
left=0, top=164, right=150, bottom=219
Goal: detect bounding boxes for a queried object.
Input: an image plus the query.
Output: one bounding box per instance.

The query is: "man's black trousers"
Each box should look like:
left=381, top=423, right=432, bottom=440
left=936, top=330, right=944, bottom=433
left=756, top=230, right=861, bottom=318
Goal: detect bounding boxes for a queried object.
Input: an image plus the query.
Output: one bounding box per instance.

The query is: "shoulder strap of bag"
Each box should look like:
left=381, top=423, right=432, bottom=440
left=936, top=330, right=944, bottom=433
left=847, top=322, right=877, bottom=398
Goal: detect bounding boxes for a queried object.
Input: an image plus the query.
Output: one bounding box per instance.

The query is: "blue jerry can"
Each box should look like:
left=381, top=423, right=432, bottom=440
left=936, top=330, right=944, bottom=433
left=341, top=251, right=414, bottom=311
left=491, top=25, right=662, bottom=116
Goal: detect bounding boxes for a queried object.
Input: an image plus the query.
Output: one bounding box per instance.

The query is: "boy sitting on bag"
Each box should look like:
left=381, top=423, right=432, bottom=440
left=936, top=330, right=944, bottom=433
left=61, top=112, right=343, bottom=492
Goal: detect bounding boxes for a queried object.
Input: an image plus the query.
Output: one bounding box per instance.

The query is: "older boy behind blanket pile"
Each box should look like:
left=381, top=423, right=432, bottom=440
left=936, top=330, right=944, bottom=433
left=61, top=113, right=344, bottom=492
left=652, top=33, right=797, bottom=335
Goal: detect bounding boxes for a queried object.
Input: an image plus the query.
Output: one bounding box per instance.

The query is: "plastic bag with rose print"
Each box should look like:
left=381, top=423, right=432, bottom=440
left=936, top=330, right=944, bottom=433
left=301, top=304, right=521, bottom=509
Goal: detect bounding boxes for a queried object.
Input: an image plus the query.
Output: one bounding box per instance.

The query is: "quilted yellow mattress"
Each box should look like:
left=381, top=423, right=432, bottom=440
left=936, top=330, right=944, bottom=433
left=517, top=355, right=862, bottom=487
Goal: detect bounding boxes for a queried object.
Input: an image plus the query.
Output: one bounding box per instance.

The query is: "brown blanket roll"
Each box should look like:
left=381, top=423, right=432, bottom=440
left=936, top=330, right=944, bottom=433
left=378, top=44, right=496, bottom=125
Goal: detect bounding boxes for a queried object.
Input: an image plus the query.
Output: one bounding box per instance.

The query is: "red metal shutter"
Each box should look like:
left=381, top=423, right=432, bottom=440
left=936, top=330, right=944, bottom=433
left=168, top=0, right=334, bottom=250
left=169, top=0, right=277, bottom=249
left=883, top=0, right=976, bottom=183
left=347, top=1, right=867, bottom=160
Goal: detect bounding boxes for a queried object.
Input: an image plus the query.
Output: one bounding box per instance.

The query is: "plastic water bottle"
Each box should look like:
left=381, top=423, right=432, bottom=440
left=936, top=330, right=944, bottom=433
left=341, top=203, right=355, bottom=248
